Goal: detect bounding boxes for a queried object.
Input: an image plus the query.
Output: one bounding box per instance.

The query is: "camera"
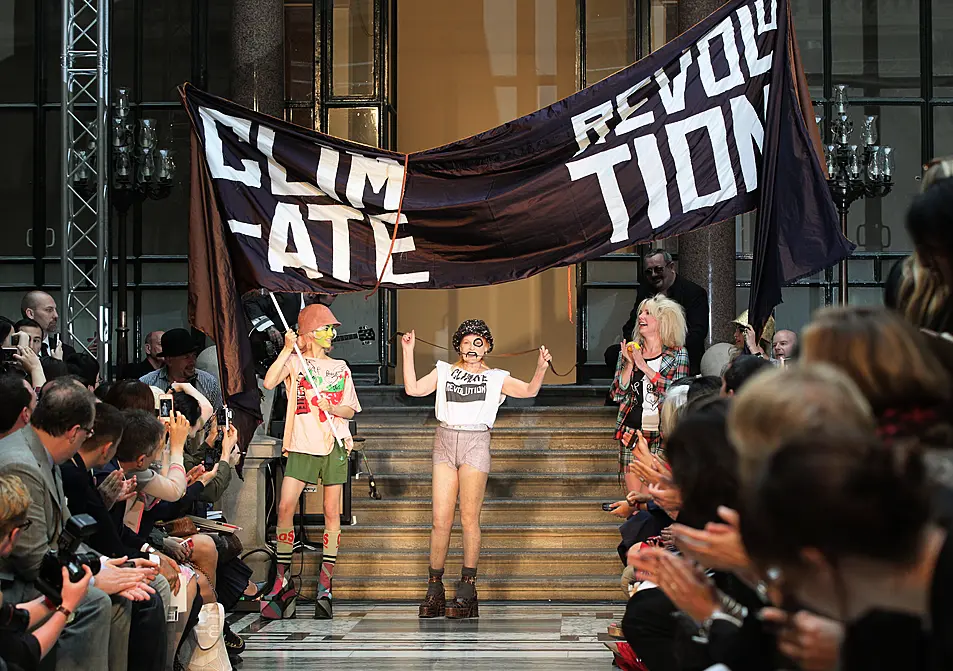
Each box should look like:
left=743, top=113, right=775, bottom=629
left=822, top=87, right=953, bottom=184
left=158, top=394, right=174, bottom=419
left=216, top=406, right=232, bottom=432
left=36, top=514, right=102, bottom=605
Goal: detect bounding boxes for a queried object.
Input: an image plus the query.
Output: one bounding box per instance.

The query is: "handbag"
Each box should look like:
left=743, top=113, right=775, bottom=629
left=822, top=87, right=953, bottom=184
left=178, top=603, right=232, bottom=671
left=160, top=517, right=200, bottom=538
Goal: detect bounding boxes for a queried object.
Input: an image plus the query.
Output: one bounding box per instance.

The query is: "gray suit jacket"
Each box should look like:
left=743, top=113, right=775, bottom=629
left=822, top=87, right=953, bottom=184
left=0, top=426, right=69, bottom=582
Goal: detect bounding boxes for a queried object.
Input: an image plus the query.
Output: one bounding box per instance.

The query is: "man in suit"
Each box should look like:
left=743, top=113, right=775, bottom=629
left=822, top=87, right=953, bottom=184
left=20, top=291, right=76, bottom=359
left=0, top=378, right=157, bottom=671
left=605, top=249, right=710, bottom=376
left=119, top=331, right=164, bottom=381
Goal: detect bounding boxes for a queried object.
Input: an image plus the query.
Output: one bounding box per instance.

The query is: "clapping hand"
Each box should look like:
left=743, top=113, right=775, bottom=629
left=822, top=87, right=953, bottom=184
left=672, top=506, right=751, bottom=572
left=760, top=608, right=844, bottom=671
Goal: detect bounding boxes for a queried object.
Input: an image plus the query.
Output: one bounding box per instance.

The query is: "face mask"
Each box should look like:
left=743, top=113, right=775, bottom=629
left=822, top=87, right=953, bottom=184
left=312, top=326, right=336, bottom=349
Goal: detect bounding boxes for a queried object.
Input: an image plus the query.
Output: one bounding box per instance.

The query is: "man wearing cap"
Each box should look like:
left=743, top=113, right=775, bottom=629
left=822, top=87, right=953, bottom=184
left=138, top=329, right=223, bottom=410
left=606, top=249, right=709, bottom=376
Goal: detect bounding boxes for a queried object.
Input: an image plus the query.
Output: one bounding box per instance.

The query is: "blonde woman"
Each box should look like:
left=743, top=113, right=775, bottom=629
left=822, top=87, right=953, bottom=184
left=610, top=295, right=689, bottom=495
left=402, top=319, right=551, bottom=620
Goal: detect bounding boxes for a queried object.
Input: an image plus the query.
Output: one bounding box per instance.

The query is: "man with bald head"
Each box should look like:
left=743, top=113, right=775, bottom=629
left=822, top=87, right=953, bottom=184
left=772, top=329, right=798, bottom=364
left=20, top=290, right=74, bottom=358
left=120, top=330, right=165, bottom=380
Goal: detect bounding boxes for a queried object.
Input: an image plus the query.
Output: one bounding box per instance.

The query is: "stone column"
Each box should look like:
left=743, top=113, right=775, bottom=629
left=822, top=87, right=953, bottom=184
left=231, top=0, right=285, bottom=117
left=674, top=0, right=737, bottom=346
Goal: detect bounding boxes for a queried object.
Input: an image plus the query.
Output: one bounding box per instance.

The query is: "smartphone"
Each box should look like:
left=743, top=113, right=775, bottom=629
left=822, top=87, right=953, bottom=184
left=15, top=332, right=29, bottom=348
left=216, top=406, right=232, bottom=432
left=49, top=332, right=59, bottom=350
left=180, top=537, right=195, bottom=552
left=158, top=394, right=174, bottom=419
left=602, top=502, right=616, bottom=512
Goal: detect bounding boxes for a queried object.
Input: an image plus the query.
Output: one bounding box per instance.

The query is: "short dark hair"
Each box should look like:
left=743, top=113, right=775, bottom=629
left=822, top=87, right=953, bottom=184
left=723, top=355, right=772, bottom=394
left=40, top=357, right=70, bottom=383
left=104, top=380, right=156, bottom=413
left=907, top=177, right=953, bottom=257
left=116, top=409, right=164, bottom=463
left=644, top=248, right=674, bottom=264
left=65, top=352, right=99, bottom=389
left=13, top=318, right=41, bottom=333
left=81, top=402, right=125, bottom=454
left=30, top=378, right=95, bottom=437
left=172, top=391, right=201, bottom=427
left=0, top=374, right=32, bottom=434
left=94, top=381, right=113, bottom=402
left=686, top=375, right=723, bottom=404
left=0, top=316, right=14, bottom=345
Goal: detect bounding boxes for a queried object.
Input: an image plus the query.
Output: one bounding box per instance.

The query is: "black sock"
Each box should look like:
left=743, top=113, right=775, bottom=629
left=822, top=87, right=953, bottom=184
left=427, top=567, right=445, bottom=597
left=457, top=567, right=477, bottom=600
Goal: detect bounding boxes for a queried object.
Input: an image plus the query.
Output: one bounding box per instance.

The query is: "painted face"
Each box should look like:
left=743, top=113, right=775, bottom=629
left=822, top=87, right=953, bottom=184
left=309, top=325, right=336, bottom=350
left=636, top=306, right=658, bottom=337
left=459, top=334, right=488, bottom=362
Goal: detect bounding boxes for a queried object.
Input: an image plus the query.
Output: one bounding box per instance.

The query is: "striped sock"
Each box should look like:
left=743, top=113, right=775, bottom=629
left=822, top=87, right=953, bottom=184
left=318, top=529, right=340, bottom=598
left=276, top=526, right=295, bottom=567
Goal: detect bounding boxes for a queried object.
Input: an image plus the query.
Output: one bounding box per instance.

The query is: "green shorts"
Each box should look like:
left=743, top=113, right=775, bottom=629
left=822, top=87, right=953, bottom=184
left=284, top=441, right=349, bottom=485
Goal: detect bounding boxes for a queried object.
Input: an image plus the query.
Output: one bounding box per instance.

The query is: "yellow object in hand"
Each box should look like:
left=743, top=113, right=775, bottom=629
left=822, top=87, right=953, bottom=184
left=626, top=341, right=640, bottom=352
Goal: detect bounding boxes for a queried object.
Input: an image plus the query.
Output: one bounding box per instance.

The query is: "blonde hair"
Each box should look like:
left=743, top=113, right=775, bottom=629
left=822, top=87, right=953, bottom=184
left=896, top=253, right=948, bottom=329
left=922, top=156, right=953, bottom=192
left=728, top=363, right=875, bottom=485
left=800, top=306, right=950, bottom=413
left=659, top=384, right=690, bottom=439
left=0, top=474, right=31, bottom=533
left=633, top=295, right=687, bottom=349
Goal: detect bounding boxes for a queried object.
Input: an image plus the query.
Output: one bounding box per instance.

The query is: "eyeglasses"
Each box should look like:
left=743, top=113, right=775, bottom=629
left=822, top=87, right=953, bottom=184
left=643, top=266, right=668, bottom=276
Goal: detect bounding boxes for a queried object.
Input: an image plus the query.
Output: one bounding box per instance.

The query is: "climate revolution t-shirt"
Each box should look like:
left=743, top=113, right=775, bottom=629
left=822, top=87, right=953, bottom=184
left=434, top=360, right=508, bottom=429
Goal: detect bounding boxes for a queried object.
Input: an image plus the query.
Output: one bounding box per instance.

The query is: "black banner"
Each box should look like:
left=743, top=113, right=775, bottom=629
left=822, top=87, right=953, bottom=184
left=183, top=0, right=850, bottom=396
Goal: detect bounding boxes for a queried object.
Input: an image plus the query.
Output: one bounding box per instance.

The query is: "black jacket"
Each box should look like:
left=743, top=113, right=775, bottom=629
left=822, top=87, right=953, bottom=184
left=620, top=275, right=710, bottom=376
left=60, top=453, right=148, bottom=559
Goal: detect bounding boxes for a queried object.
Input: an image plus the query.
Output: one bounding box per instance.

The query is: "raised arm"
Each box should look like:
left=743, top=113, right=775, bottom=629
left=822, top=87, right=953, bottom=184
left=501, top=346, right=552, bottom=399
left=401, top=330, right=438, bottom=397
left=263, top=330, right=297, bottom=390
left=171, top=381, right=214, bottom=426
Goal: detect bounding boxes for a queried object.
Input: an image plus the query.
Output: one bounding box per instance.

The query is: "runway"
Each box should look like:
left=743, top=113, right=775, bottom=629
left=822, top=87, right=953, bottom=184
left=229, top=602, right=624, bottom=669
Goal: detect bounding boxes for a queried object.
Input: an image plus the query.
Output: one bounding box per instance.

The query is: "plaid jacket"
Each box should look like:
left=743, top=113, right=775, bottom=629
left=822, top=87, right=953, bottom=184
left=610, top=346, right=690, bottom=433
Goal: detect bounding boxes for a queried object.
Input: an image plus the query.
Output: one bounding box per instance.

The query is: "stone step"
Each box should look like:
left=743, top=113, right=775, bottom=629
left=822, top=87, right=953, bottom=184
left=290, top=523, right=620, bottom=551
left=297, top=473, right=621, bottom=500
left=299, top=548, right=623, bottom=578
left=356, top=426, right=619, bottom=452
left=344, top=498, right=623, bottom=525
left=299, top=574, right=622, bottom=602
left=356, top=405, right=618, bottom=429
left=356, top=449, right=617, bottom=475
left=354, top=384, right=611, bottom=408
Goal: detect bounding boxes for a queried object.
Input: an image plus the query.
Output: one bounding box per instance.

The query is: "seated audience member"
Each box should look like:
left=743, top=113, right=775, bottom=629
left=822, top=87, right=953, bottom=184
left=93, top=380, right=112, bottom=402
left=0, top=473, right=94, bottom=671
left=686, top=375, right=722, bottom=404
left=139, top=328, right=223, bottom=410
left=0, top=327, right=45, bottom=392
left=720, top=354, right=772, bottom=396
left=120, top=330, right=164, bottom=380
left=0, top=316, right=14, bottom=346
left=771, top=329, right=797, bottom=364
left=172, top=390, right=240, bottom=504
left=906, top=169, right=953, bottom=331
left=0, top=375, right=36, bottom=441
left=39, top=356, right=68, bottom=386
left=741, top=428, right=953, bottom=671
left=115, top=409, right=189, bottom=517
left=65, top=351, right=100, bottom=391
left=0, top=378, right=158, bottom=671
left=11, top=320, right=42, bottom=357
left=104, top=378, right=157, bottom=412
left=884, top=253, right=949, bottom=331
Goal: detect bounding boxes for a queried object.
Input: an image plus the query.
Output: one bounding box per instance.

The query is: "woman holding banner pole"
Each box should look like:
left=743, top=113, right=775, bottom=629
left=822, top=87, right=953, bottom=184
left=260, top=303, right=362, bottom=620
left=402, top=320, right=551, bottom=619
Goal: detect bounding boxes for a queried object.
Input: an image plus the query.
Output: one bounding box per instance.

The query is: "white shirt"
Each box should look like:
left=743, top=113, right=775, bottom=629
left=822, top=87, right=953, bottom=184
left=434, top=361, right=508, bottom=429
left=640, top=354, right=663, bottom=432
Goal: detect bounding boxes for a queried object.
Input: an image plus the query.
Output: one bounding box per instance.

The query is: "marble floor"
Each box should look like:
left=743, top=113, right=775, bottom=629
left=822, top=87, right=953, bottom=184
left=228, top=603, right=624, bottom=670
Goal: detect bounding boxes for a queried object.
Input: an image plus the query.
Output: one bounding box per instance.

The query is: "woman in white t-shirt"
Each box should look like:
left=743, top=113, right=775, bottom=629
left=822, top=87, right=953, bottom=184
left=402, top=319, right=551, bottom=620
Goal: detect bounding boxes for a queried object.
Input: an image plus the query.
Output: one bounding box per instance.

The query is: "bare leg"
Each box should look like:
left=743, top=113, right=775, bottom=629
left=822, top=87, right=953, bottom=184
left=457, top=465, right=489, bottom=569
left=429, top=463, right=460, bottom=571
left=189, top=534, right=218, bottom=589
left=322, top=484, right=342, bottom=532
left=276, top=475, right=308, bottom=530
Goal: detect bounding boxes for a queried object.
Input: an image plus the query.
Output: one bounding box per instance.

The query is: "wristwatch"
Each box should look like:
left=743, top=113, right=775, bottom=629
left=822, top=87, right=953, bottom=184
left=55, top=605, right=74, bottom=623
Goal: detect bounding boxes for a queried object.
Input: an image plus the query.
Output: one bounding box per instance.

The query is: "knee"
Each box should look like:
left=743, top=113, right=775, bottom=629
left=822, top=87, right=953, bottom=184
left=459, top=511, right=481, bottom=530
left=191, top=533, right=219, bottom=566
left=78, top=585, right=113, bottom=623
left=432, top=515, right=453, bottom=534
left=277, top=497, right=297, bottom=522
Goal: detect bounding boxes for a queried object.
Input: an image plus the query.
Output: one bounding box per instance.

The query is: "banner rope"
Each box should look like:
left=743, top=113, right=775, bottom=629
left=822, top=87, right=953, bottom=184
left=391, top=332, right=576, bottom=378
left=366, top=153, right=411, bottom=300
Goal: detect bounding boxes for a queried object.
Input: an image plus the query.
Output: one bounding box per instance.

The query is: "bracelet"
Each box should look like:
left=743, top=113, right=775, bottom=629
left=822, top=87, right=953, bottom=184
left=55, top=605, right=72, bottom=619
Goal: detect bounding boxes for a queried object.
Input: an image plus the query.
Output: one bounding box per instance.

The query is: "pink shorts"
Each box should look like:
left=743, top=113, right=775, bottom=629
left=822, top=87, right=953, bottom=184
left=433, top=426, right=492, bottom=473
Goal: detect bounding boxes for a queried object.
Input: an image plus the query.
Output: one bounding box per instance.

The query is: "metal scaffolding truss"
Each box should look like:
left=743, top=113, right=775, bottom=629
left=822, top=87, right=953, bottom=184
left=61, top=0, right=109, bottom=370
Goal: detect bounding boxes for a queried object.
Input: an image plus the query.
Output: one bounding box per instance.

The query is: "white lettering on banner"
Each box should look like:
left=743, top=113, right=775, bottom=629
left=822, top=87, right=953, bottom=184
left=346, top=154, right=405, bottom=210
left=571, top=100, right=615, bottom=156
left=566, top=145, right=632, bottom=243
left=697, top=17, right=745, bottom=97
left=655, top=51, right=694, bottom=115
left=756, top=0, right=778, bottom=33
left=614, top=78, right=655, bottom=136
left=268, top=203, right=322, bottom=279
left=373, top=213, right=431, bottom=284
left=199, top=106, right=262, bottom=188
left=632, top=135, right=671, bottom=229
left=316, top=147, right=342, bottom=202
left=737, top=4, right=772, bottom=77
left=730, top=95, right=765, bottom=193
left=256, top=127, right=327, bottom=198
left=307, top=204, right=364, bottom=283
left=667, top=108, right=738, bottom=211
left=228, top=220, right=262, bottom=238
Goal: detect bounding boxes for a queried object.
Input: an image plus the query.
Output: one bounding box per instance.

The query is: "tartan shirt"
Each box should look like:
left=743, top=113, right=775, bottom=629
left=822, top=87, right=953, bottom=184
left=138, top=367, right=224, bottom=411
left=609, top=346, right=690, bottom=433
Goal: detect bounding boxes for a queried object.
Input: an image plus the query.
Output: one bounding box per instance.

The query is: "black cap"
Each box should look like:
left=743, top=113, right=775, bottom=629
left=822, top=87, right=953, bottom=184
left=158, top=328, right=200, bottom=358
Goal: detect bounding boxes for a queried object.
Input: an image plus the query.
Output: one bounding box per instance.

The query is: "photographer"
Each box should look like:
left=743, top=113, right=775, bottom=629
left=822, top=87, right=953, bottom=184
left=1, top=329, right=46, bottom=393
left=173, top=391, right=239, bottom=504
left=0, top=378, right=157, bottom=671
left=0, top=474, right=93, bottom=671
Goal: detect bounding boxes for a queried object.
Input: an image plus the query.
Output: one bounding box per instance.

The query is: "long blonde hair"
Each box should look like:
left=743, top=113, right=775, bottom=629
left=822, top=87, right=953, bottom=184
left=633, top=295, right=687, bottom=349
left=896, top=253, right=949, bottom=329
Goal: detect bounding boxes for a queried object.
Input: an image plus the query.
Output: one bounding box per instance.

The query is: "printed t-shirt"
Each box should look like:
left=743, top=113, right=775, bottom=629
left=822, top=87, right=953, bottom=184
left=282, top=357, right=361, bottom=456
left=434, top=360, right=508, bottom=429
